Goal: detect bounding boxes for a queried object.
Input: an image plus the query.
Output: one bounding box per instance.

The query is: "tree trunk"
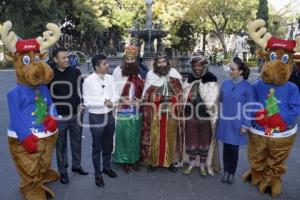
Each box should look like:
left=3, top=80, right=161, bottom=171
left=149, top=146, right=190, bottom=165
left=216, top=31, right=228, bottom=57
left=202, top=27, right=207, bottom=52
left=77, top=33, right=85, bottom=52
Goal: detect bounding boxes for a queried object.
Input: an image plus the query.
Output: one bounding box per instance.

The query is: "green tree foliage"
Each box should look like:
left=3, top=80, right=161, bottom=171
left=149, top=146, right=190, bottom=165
left=172, top=21, right=198, bottom=53
left=0, top=0, right=143, bottom=53
left=53, top=0, right=112, bottom=52
left=63, top=0, right=144, bottom=53
left=267, top=2, right=300, bottom=38
left=152, top=0, right=194, bottom=49
left=0, top=0, right=59, bottom=38
left=0, top=0, right=273, bottom=56
left=152, top=0, right=193, bottom=29
left=186, top=0, right=258, bottom=56
left=256, top=0, right=269, bottom=27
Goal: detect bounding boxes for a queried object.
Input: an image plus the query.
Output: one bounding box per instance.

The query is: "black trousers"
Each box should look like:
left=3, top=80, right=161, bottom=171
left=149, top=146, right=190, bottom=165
left=89, top=112, right=115, bottom=176
left=223, top=143, right=239, bottom=174
left=56, top=114, right=83, bottom=174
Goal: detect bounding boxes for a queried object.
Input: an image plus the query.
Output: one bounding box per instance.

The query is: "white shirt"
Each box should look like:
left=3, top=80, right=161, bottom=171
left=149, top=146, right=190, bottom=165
left=112, top=66, right=128, bottom=99
left=83, top=73, right=119, bottom=114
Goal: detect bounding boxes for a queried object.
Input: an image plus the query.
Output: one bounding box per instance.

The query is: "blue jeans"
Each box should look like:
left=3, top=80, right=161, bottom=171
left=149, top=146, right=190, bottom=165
left=56, top=114, right=83, bottom=174
left=89, top=112, right=115, bottom=176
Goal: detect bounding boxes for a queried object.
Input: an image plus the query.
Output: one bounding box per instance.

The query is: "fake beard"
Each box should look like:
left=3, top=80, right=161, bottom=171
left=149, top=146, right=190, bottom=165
left=121, top=62, right=140, bottom=77
left=153, top=65, right=170, bottom=76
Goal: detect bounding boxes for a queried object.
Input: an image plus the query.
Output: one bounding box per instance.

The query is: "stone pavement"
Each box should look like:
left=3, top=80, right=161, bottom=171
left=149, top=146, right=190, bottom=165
left=0, top=65, right=299, bottom=200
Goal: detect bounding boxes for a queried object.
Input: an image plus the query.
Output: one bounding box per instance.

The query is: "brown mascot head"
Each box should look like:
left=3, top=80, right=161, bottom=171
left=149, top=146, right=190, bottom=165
left=1, top=21, right=61, bottom=87
left=248, top=19, right=300, bottom=85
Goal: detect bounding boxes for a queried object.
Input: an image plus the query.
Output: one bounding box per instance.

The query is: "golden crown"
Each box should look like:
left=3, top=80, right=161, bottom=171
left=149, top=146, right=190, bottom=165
left=124, top=45, right=139, bottom=58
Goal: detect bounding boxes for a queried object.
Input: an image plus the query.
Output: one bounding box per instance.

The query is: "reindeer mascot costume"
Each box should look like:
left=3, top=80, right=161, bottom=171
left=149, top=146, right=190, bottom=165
left=243, top=19, right=300, bottom=197
left=1, top=21, right=61, bottom=200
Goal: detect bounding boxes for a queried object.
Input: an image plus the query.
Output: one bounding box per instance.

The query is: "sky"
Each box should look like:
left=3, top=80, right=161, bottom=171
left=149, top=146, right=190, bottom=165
left=268, top=0, right=299, bottom=11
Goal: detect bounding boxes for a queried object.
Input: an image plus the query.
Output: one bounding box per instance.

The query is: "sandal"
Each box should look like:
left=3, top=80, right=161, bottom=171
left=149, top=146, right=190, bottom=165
left=200, top=166, right=207, bottom=177
left=182, top=165, right=194, bottom=175
left=122, top=164, right=131, bottom=174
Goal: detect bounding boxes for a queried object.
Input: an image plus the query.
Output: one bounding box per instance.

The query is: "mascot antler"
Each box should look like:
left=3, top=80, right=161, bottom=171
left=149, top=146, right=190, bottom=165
left=293, top=35, right=300, bottom=52
left=36, top=23, right=61, bottom=52
left=1, top=21, right=18, bottom=53
left=247, top=19, right=272, bottom=49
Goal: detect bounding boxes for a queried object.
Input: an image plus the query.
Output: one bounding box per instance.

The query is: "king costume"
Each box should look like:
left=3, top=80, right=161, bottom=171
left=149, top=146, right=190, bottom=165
left=140, top=53, right=183, bottom=172
left=112, top=46, right=144, bottom=172
left=182, top=50, right=220, bottom=176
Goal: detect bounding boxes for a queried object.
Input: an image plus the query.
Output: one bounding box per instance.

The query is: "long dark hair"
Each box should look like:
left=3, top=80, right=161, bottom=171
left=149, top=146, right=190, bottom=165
left=233, top=57, right=250, bottom=80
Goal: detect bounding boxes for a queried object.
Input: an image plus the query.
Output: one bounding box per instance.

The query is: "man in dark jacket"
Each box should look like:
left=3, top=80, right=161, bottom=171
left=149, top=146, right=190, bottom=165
left=289, top=63, right=300, bottom=92
left=48, top=47, right=88, bottom=184
left=137, top=55, right=149, bottom=79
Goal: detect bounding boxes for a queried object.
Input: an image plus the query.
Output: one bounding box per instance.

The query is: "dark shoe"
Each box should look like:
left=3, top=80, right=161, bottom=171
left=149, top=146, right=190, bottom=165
left=147, top=166, right=157, bottom=173
left=60, top=173, right=69, bottom=184
left=221, top=172, right=229, bottom=183
left=72, top=167, right=89, bottom=175
left=168, top=164, right=178, bottom=172
left=227, top=174, right=235, bottom=185
left=95, top=175, right=105, bottom=187
left=132, top=163, right=140, bottom=171
left=173, top=161, right=183, bottom=168
left=103, top=168, right=118, bottom=178
left=122, top=164, right=131, bottom=174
